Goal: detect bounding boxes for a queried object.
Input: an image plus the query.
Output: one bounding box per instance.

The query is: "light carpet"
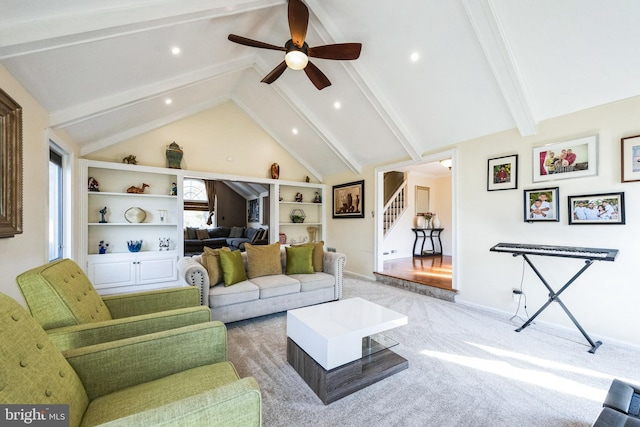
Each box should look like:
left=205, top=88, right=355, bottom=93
left=226, top=276, right=639, bottom=426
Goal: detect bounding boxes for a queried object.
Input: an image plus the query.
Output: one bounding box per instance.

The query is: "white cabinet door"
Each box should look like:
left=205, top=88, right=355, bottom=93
left=89, top=258, right=136, bottom=289
left=137, top=255, right=177, bottom=285
left=87, top=251, right=178, bottom=293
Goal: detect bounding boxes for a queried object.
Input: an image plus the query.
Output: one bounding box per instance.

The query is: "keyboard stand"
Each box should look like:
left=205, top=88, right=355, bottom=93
left=514, top=253, right=602, bottom=354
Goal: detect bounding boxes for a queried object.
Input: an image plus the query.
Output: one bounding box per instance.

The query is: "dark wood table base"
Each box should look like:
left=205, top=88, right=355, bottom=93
left=286, top=337, right=408, bottom=404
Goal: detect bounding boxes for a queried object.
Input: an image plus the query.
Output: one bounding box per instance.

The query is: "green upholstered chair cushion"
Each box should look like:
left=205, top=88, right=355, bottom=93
left=16, top=259, right=112, bottom=330
left=1, top=292, right=261, bottom=427
left=285, top=245, right=315, bottom=274
left=80, top=363, right=258, bottom=426
left=0, top=293, right=89, bottom=427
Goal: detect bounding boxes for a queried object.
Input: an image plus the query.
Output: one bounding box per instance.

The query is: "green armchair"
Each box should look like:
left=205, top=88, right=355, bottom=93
left=0, top=292, right=262, bottom=426
left=16, top=258, right=211, bottom=351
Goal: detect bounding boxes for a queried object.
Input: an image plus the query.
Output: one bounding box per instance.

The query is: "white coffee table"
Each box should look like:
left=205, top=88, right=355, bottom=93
left=286, top=297, right=408, bottom=404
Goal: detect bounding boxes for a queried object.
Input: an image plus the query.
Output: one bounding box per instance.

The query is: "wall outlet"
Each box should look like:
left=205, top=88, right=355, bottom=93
left=512, top=288, right=522, bottom=302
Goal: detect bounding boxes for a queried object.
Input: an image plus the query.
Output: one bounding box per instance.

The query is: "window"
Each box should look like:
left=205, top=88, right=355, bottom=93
left=49, top=148, right=63, bottom=261
left=183, top=178, right=210, bottom=228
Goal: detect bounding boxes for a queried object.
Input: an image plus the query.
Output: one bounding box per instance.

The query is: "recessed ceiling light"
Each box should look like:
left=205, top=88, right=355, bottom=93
left=410, top=52, right=420, bottom=62
left=292, top=128, right=299, bottom=135
left=334, top=101, right=341, bottom=109
left=171, top=47, right=181, bottom=55
left=164, top=98, right=172, bottom=105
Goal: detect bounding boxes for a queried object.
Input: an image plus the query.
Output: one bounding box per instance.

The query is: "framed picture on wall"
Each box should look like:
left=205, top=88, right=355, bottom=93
left=523, top=187, right=559, bottom=222
left=333, top=180, right=364, bottom=218
left=621, top=135, right=640, bottom=182
left=248, top=199, right=259, bottom=222
left=487, top=154, right=518, bottom=191
left=568, top=192, right=625, bottom=225
left=532, top=134, right=598, bottom=182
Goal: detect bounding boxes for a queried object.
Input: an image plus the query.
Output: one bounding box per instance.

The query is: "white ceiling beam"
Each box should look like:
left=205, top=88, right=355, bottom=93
left=80, top=95, right=231, bottom=156
left=462, top=0, right=538, bottom=136
left=305, top=0, right=424, bottom=162
left=50, top=55, right=255, bottom=128
left=0, top=0, right=285, bottom=59
left=253, top=57, right=362, bottom=175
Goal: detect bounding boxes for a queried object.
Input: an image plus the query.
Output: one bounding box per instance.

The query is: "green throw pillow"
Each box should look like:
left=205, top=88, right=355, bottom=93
left=201, top=246, right=230, bottom=286
left=294, top=241, right=324, bottom=272
left=285, top=245, right=314, bottom=274
left=219, top=250, right=248, bottom=286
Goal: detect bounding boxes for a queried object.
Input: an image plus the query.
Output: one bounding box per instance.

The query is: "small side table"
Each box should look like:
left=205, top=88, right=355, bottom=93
left=412, top=228, right=444, bottom=257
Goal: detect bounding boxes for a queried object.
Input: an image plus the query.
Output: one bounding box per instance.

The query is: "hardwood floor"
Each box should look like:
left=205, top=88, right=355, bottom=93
left=379, top=255, right=453, bottom=291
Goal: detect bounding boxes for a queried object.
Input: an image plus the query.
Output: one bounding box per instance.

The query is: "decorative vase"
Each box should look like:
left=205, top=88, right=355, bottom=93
left=127, top=240, right=143, bottom=252
left=271, top=163, right=280, bottom=179
left=433, top=215, right=441, bottom=228
left=307, top=226, right=318, bottom=243
left=165, top=142, right=183, bottom=169
left=416, top=215, right=425, bottom=228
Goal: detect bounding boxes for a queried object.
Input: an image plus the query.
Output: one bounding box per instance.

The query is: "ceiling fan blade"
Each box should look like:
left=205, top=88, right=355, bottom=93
left=304, top=61, right=331, bottom=90
left=228, top=34, right=286, bottom=52
left=288, top=0, right=309, bottom=48
left=261, top=61, right=288, bottom=84
left=308, top=43, right=362, bottom=60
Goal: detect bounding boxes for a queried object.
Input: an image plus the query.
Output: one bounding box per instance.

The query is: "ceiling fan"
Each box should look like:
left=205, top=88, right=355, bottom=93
left=228, top=0, right=362, bottom=90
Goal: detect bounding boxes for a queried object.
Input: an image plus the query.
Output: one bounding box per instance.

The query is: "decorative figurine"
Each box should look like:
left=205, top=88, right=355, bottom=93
left=294, top=192, right=303, bottom=202
left=99, top=206, right=108, bottom=223
left=170, top=182, right=177, bottom=196
left=305, top=176, right=310, bottom=182
left=98, top=240, right=109, bottom=254
left=159, top=237, right=170, bottom=251
left=271, top=163, right=280, bottom=179
left=157, top=210, right=167, bottom=223
left=122, top=155, right=137, bottom=165
left=126, top=183, right=149, bottom=193
left=88, top=177, right=100, bottom=192
left=166, top=142, right=183, bottom=169
left=313, top=192, right=321, bottom=203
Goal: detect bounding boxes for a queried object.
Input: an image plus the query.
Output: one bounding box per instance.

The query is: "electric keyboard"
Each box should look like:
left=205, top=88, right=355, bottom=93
left=490, top=243, right=618, bottom=262
left=491, top=242, right=619, bottom=353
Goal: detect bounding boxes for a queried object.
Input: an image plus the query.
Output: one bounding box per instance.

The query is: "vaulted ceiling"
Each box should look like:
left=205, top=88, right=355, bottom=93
left=2, top=1, right=640, bottom=181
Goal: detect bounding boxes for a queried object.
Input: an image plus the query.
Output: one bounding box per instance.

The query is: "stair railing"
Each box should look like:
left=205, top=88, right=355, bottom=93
left=383, top=181, right=407, bottom=237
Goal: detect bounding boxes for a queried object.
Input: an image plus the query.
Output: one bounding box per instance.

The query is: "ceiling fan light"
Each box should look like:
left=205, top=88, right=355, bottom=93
left=285, top=50, right=308, bottom=70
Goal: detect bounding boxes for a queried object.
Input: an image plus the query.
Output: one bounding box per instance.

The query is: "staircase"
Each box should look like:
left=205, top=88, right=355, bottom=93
left=383, top=180, right=407, bottom=237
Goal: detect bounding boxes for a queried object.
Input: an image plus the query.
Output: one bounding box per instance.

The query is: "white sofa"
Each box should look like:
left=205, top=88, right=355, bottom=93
left=178, top=248, right=346, bottom=323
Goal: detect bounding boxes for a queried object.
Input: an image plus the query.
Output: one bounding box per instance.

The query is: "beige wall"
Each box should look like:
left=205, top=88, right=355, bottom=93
left=326, top=95, right=640, bottom=347
left=85, top=101, right=319, bottom=183
left=0, top=66, right=80, bottom=305
left=454, top=96, right=640, bottom=347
